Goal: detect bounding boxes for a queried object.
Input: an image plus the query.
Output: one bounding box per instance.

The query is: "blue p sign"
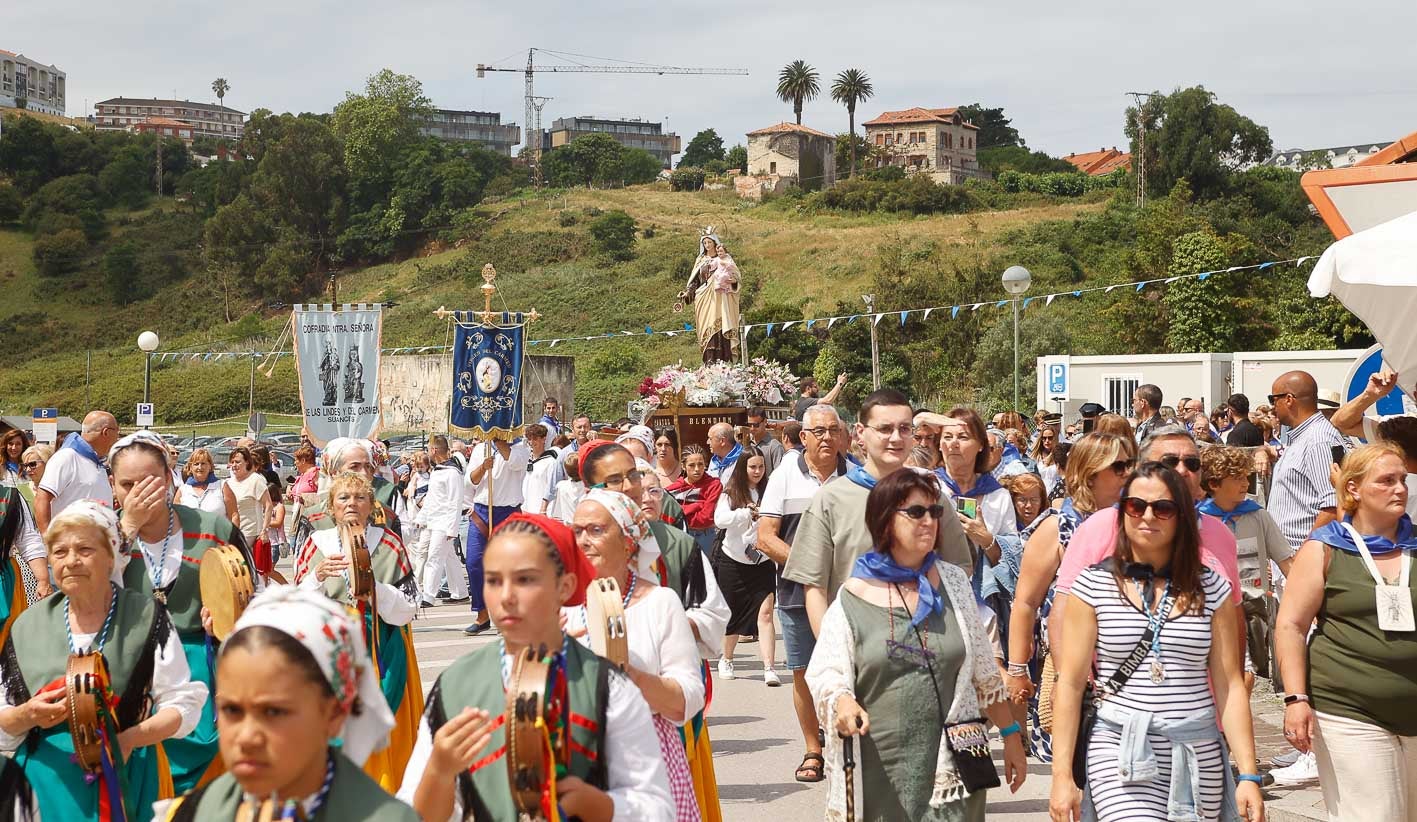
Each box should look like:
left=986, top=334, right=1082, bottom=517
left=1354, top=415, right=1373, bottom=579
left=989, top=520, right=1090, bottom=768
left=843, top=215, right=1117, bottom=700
left=1048, top=363, right=1068, bottom=396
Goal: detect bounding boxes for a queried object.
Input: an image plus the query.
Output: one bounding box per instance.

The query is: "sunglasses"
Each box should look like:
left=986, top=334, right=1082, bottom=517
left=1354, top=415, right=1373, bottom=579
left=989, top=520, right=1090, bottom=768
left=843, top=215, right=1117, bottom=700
left=896, top=504, right=946, bottom=521
left=1157, top=454, right=1202, bottom=472
left=22, top=461, right=40, bottom=469
left=1106, top=459, right=1135, bottom=476
left=1120, top=496, right=1181, bottom=520
left=1266, top=392, right=1295, bottom=405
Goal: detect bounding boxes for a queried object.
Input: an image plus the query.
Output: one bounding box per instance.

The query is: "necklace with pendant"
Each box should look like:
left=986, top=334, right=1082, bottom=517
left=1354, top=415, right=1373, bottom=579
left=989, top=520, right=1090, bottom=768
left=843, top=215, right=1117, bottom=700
left=137, top=508, right=179, bottom=604
left=1135, top=578, right=1172, bottom=685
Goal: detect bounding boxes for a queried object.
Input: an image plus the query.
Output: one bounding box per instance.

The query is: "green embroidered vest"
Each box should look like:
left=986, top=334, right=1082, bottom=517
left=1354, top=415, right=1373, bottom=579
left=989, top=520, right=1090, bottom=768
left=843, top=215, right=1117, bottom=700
left=649, top=519, right=693, bottom=603
left=431, top=640, right=610, bottom=821
left=11, top=588, right=158, bottom=710
left=313, top=528, right=410, bottom=605
left=164, top=750, right=419, bottom=822
left=123, top=505, right=243, bottom=637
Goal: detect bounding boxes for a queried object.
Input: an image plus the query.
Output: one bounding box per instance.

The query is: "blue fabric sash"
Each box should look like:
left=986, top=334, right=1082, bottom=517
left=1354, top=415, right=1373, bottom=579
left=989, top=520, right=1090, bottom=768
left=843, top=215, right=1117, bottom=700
left=184, top=471, right=215, bottom=486
left=846, top=463, right=877, bottom=490
left=1196, top=498, right=1262, bottom=528
left=711, top=443, right=742, bottom=475
left=1310, top=514, right=1417, bottom=555
left=60, top=432, right=104, bottom=468
left=851, top=550, right=942, bottom=627
left=936, top=469, right=1003, bottom=499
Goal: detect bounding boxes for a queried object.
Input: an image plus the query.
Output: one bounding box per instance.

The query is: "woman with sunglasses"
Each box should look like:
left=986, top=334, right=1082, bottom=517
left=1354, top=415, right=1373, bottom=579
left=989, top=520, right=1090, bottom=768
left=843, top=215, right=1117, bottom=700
left=807, top=467, right=1026, bottom=821
left=1005, top=432, right=1134, bottom=763
left=1275, top=443, right=1417, bottom=821
left=1049, top=462, right=1262, bottom=822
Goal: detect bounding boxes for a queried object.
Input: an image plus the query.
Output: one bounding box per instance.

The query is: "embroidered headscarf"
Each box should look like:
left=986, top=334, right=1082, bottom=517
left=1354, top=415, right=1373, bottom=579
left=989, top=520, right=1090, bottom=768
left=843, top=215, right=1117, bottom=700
left=580, top=489, right=662, bottom=578
left=109, top=430, right=170, bottom=466
left=48, top=498, right=128, bottom=582
left=227, top=585, right=395, bottom=766
left=615, top=425, right=656, bottom=457
left=494, top=513, right=596, bottom=607
left=321, top=438, right=372, bottom=476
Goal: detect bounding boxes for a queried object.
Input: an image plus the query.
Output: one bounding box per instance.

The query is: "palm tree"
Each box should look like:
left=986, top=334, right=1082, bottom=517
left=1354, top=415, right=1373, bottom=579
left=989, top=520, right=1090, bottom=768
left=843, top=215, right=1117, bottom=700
left=212, top=78, right=230, bottom=107
left=831, top=69, right=874, bottom=178
left=776, top=60, right=820, bottom=126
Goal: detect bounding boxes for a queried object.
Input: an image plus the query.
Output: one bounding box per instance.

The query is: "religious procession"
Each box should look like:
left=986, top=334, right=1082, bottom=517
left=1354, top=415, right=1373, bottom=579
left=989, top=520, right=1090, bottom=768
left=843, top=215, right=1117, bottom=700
left=7, top=13, right=1417, bottom=821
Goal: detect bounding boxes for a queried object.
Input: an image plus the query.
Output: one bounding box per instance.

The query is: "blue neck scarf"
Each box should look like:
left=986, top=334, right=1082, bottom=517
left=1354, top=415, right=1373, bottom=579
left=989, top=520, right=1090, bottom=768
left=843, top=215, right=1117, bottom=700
left=1001, top=442, right=1024, bottom=464
left=936, top=468, right=1003, bottom=499
left=846, top=463, right=877, bottom=490
left=1196, top=497, right=1262, bottom=528
left=60, top=432, right=105, bottom=468
left=851, top=550, right=943, bottom=627
left=1311, top=515, right=1417, bottom=555
left=1059, top=498, right=1087, bottom=529
left=4, top=461, right=17, bottom=475
left=185, top=470, right=215, bottom=487
left=711, top=443, right=742, bottom=473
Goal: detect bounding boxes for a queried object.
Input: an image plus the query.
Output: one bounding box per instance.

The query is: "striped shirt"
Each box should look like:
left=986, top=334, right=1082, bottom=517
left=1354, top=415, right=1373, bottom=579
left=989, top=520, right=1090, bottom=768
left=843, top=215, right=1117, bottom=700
left=1269, top=412, right=1347, bottom=550
left=759, top=450, right=845, bottom=610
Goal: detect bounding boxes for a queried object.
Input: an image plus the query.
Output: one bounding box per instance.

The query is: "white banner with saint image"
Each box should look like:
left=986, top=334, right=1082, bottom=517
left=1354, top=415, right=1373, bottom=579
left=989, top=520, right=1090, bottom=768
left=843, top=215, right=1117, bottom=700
left=292, top=304, right=383, bottom=446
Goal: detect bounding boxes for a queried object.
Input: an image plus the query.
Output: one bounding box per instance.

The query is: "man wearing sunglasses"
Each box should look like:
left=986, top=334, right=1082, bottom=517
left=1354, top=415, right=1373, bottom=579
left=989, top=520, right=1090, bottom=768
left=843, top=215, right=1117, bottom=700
left=1049, top=425, right=1244, bottom=649
left=1267, top=370, right=1348, bottom=554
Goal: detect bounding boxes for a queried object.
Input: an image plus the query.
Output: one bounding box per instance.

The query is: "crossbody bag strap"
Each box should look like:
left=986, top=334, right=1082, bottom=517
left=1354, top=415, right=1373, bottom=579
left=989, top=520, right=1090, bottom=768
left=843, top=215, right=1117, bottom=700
left=1096, top=625, right=1155, bottom=698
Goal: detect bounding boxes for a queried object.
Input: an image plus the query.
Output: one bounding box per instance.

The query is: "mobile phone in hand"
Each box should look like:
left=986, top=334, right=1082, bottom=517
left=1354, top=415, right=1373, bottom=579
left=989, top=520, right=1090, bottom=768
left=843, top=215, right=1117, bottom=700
left=959, top=498, right=979, bottom=519
left=1331, top=445, right=1346, bottom=467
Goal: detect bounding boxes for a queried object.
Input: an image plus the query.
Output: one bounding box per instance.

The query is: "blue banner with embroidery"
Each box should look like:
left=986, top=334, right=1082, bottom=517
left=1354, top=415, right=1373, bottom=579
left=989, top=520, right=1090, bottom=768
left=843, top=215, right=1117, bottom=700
left=450, top=311, right=528, bottom=441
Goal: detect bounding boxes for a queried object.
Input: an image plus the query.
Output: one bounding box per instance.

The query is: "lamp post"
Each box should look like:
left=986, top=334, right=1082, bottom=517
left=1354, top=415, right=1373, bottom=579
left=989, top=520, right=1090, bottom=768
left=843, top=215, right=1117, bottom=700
left=137, top=331, right=159, bottom=412
left=862, top=294, right=880, bottom=390
left=1001, top=266, right=1032, bottom=412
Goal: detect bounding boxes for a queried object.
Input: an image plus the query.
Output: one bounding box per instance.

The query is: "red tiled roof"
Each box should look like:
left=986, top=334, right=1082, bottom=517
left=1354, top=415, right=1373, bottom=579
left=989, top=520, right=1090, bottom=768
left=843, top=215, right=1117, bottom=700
left=140, top=116, right=191, bottom=128
left=747, top=122, right=831, bottom=138
left=1064, top=148, right=1132, bottom=175
left=862, top=106, right=979, bottom=129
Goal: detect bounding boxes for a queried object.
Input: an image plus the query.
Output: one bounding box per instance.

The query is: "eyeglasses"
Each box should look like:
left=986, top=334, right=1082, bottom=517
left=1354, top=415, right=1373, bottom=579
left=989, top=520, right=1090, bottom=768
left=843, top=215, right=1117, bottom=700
left=1105, top=459, right=1135, bottom=476
left=867, top=423, right=915, bottom=438
left=22, top=461, right=40, bottom=470
left=748, top=419, right=767, bottom=428
left=643, top=487, right=665, bottom=498
left=1157, top=454, right=1201, bottom=472
left=571, top=523, right=614, bottom=540
left=1120, top=496, right=1181, bottom=520
left=896, top=504, right=946, bottom=521
left=1266, top=393, right=1295, bottom=405
left=803, top=426, right=839, bottom=439
left=590, top=469, right=642, bottom=490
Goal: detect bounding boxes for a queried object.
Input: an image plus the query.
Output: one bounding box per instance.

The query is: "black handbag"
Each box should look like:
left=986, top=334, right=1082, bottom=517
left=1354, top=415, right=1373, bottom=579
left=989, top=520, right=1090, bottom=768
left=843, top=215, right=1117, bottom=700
left=1072, top=624, right=1158, bottom=788
left=945, top=719, right=1002, bottom=792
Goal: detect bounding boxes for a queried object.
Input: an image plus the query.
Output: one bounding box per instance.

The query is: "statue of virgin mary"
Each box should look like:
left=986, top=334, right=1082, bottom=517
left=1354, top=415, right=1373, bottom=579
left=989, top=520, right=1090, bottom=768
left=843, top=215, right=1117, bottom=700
left=676, top=227, right=742, bottom=364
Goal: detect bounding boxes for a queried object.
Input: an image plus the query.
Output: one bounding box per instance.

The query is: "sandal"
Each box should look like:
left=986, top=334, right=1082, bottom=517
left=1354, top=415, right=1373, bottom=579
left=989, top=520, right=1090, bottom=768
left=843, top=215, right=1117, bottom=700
left=795, top=751, right=826, bottom=783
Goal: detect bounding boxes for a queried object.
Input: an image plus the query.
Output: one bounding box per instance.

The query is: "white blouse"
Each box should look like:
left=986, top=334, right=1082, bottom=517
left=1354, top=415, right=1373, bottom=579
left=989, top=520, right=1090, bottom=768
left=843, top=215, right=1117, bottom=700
left=0, top=611, right=209, bottom=753
left=177, top=482, right=228, bottom=516
left=296, top=526, right=416, bottom=627
left=713, top=489, right=767, bottom=565
left=563, top=584, right=707, bottom=721
left=12, top=494, right=45, bottom=564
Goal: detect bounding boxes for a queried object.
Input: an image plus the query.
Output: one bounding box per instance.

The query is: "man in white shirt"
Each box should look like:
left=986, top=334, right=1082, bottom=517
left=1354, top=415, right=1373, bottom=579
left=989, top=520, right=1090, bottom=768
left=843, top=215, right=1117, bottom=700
left=412, top=436, right=469, bottom=608
left=35, top=410, right=119, bottom=532
left=463, top=435, right=530, bottom=634
left=706, top=422, right=741, bottom=483
left=521, top=424, right=562, bottom=515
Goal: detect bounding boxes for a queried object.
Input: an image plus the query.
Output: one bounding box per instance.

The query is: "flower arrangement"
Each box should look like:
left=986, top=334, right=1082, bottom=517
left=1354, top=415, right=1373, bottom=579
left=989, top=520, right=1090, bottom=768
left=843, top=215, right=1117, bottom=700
left=637, top=359, right=797, bottom=408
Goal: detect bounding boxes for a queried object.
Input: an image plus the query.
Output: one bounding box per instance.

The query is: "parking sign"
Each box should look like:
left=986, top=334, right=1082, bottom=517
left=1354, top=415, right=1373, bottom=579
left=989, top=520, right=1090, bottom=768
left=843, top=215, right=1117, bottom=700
left=136, top=402, right=154, bottom=428
left=1047, top=363, right=1069, bottom=398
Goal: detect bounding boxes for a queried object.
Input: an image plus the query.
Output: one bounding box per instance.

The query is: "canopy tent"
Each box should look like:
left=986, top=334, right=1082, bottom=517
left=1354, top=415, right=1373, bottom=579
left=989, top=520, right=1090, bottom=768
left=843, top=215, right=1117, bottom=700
left=1309, top=210, right=1417, bottom=379
left=0, top=415, right=83, bottom=436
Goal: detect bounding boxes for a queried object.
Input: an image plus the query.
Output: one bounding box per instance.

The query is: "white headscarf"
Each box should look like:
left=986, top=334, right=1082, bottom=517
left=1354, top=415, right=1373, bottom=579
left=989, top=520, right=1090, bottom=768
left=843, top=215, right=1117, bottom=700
left=321, top=438, right=372, bottom=477
left=228, top=585, right=394, bottom=766
left=580, top=489, right=662, bottom=580
left=48, top=498, right=129, bottom=583
left=615, top=425, right=656, bottom=457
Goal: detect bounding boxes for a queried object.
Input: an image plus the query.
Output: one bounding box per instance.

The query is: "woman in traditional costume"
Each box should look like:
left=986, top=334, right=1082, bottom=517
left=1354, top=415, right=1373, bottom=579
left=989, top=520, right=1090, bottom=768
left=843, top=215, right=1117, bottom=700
left=398, top=512, right=674, bottom=822
left=294, top=471, right=421, bottom=791
left=157, top=585, right=417, bottom=822
left=1, top=480, right=47, bottom=646
left=112, top=432, right=257, bottom=795
left=0, top=500, right=207, bottom=822
left=678, top=230, right=741, bottom=365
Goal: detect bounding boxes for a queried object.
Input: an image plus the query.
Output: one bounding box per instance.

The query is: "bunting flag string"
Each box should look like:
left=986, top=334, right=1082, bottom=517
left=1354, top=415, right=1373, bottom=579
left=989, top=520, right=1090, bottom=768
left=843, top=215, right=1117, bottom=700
left=151, top=256, right=1314, bottom=362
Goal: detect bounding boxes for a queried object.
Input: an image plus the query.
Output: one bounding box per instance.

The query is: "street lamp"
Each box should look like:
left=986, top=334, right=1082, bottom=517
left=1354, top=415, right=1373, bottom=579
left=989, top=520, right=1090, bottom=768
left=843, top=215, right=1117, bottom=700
left=138, top=331, right=159, bottom=410
left=1001, top=266, right=1032, bottom=412
left=862, top=294, right=880, bottom=390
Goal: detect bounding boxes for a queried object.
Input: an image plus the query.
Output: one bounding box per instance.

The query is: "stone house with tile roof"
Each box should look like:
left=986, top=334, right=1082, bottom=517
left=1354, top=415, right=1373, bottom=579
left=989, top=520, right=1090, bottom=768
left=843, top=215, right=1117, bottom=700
left=736, top=122, right=836, bottom=198
left=862, top=106, right=988, bottom=184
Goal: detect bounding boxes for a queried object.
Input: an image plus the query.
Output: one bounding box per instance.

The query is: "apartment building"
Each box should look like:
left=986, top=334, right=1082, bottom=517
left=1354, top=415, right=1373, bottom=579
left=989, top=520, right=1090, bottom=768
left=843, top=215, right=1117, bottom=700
left=0, top=49, right=65, bottom=116
left=95, top=97, right=244, bottom=141
left=545, top=116, right=681, bottom=168
left=417, top=109, right=521, bottom=155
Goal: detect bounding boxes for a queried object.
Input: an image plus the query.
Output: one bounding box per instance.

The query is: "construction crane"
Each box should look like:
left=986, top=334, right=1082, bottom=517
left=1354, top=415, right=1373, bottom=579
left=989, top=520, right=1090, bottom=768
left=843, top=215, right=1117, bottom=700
left=477, top=48, right=748, bottom=184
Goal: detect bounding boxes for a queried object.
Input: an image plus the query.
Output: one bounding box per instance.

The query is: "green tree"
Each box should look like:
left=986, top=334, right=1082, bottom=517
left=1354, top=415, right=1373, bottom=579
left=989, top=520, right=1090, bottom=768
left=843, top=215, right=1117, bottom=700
left=776, top=60, right=820, bottom=125
left=1164, top=231, right=1242, bottom=353
left=976, top=145, right=1075, bottom=175
left=956, top=104, right=1023, bottom=148
left=725, top=144, right=747, bottom=174
left=561, top=133, right=629, bottom=187
left=743, top=303, right=821, bottom=376
left=23, top=174, right=106, bottom=240
left=589, top=210, right=637, bottom=261
left=212, top=77, right=230, bottom=107
left=830, top=69, right=874, bottom=178
left=0, top=184, right=22, bottom=223
left=104, top=240, right=142, bottom=304
left=331, top=69, right=435, bottom=204
left=1125, top=86, right=1273, bottom=200
left=974, top=311, right=1071, bottom=412
left=834, top=133, right=881, bottom=177
left=0, top=114, right=60, bottom=192
left=249, top=115, right=346, bottom=263
left=680, top=129, right=725, bottom=169
left=99, top=148, right=152, bottom=208
left=32, top=228, right=88, bottom=276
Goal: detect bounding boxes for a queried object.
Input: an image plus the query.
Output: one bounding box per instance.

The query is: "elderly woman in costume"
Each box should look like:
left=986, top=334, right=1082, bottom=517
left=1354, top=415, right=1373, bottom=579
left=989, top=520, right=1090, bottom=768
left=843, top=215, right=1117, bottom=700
left=678, top=230, right=741, bottom=365
left=561, top=490, right=708, bottom=821
left=292, top=438, right=404, bottom=548
left=294, top=471, right=421, bottom=791
left=398, top=513, right=674, bottom=821
left=807, top=469, right=1026, bottom=822
left=0, top=501, right=208, bottom=822
left=157, top=586, right=417, bottom=821
left=113, top=430, right=257, bottom=795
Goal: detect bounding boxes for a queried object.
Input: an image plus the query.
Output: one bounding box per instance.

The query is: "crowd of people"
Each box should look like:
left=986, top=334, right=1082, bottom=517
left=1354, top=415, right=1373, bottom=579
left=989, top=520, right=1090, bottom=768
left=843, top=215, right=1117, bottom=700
left=2, top=365, right=1416, bottom=820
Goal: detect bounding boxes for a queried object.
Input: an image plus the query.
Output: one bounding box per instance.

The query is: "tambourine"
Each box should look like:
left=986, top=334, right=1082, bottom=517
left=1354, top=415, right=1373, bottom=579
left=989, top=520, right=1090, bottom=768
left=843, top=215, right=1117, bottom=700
left=506, top=645, right=553, bottom=817
left=585, top=577, right=628, bottom=669
left=199, top=542, right=255, bottom=641
left=340, top=521, right=376, bottom=600
left=66, top=652, right=107, bottom=773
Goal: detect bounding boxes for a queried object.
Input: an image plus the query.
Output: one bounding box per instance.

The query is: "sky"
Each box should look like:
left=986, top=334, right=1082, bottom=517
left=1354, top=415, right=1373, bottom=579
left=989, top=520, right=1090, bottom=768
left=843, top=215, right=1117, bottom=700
left=12, top=0, right=1417, bottom=159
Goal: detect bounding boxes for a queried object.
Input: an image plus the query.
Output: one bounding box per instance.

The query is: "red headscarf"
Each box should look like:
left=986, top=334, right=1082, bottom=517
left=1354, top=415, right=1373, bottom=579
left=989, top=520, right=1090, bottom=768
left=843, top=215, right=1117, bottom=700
left=493, top=512, right=597, bottom=607
left=576, top=438, right=617, bottom=484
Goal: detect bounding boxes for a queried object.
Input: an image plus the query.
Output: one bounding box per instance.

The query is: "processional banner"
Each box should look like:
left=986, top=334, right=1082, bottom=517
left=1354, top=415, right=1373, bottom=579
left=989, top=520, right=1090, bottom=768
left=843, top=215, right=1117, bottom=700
left=450, top=311, right=528, bottom=440
left=292, top=304, right=383, bottom=445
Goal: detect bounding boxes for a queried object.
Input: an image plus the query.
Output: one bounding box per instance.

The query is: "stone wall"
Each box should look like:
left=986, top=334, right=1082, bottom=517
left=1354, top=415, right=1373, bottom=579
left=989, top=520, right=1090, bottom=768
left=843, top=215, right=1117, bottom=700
left=379, top=354, right=576, bottom=433
left=745, top=133, right=836, bottom=193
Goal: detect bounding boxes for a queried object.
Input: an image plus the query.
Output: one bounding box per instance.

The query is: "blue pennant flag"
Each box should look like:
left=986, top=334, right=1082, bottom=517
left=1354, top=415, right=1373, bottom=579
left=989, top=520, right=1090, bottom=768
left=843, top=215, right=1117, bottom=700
left=806, top=319, right=815, bottom=330
left=645, top=325, right=653, bottom=335
left=1022, top=297, right=1033, bottom=309
left=899, top=311, right=908, bottom=327
left=1136, top=282, right=1146, bottom=291
left=847, top=315, right=859, bottom=324
left=1258, top=262, right=1275, bottom=271
left=995, top=300, right=1008, bottom=308
left=951, top=305, right=960, bottom=319
left=451, top=317, right=526, bottom=440
left=1198, top=272, right=1211, bottom=281
left=766, top=323, right=775, bottom=337
left=683, top=322, right=693, bottom=331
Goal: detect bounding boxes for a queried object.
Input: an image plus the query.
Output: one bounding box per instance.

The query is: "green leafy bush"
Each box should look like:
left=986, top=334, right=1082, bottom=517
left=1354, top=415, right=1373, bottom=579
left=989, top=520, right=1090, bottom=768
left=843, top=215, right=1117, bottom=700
left=0, top=184, right=22, bottom=223
left=589, top=210, right=637, bottom=261
left=670, top=167, right=706, bottom=192
left=33, top=228, right=88, bottom=276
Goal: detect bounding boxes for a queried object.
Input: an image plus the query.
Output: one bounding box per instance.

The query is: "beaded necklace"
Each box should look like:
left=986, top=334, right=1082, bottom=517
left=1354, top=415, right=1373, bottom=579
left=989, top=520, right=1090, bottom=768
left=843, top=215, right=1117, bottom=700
left=884, top=581, right=937, bottom=670
left=135, top=507, right=180, bottom=604
left=65, top=583, right=120, bottom=655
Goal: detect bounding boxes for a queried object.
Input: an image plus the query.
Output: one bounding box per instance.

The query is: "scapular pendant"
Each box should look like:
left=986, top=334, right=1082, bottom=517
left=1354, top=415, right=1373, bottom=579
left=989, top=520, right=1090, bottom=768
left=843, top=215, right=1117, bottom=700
left=153, top=589, right=168, bottom=605
left=1149, top=658, right=1166, bottom=685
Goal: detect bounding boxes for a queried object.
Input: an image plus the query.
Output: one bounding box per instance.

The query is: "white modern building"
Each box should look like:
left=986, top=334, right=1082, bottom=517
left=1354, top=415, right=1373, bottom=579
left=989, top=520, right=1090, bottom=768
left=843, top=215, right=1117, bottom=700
left=1036, top=349, right=1368, bottom=417
left=0, top=49, right=65, bottom=116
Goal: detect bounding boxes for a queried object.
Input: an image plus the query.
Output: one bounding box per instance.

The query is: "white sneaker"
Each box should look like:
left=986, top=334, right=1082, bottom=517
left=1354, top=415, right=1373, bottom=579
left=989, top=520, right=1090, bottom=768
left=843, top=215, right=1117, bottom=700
left=717, top=657, right=735, bottom=680
left=764, top=668, right=782, bottom=687
left=1269, top=751, right=1318, bottom=785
